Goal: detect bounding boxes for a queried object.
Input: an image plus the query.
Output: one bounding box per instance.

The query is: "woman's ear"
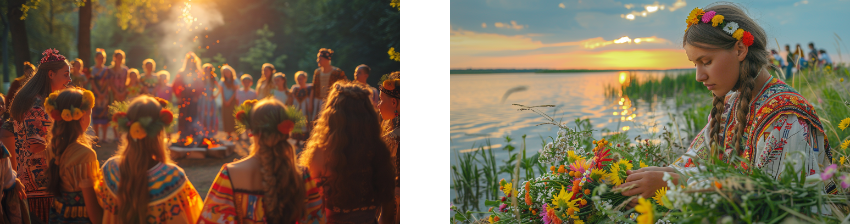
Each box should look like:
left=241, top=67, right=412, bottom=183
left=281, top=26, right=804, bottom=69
left=736, top=40, right=749, bottom=62
left=48, top=70, right=55, bottom=80
left=392, top=98, right=399, bottom=108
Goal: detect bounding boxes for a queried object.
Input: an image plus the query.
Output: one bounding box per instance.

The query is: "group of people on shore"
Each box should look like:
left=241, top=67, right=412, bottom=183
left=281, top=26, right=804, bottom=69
left=768, top=42, right=834, bottom=79
left=0, top=48, right=400, bottom=224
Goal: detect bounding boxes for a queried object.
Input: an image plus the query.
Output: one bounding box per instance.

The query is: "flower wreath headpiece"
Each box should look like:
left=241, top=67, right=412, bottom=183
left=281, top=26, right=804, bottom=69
left=44, top=87, right=95, bottom=122
left=685, top=7, right=754, bottom=47
left=233, top=100, right=306, bottom=136
left=109, top=97, right=176, bottom=140
left=40, top=48, right=67, bottom=64
left=379, top=72, right=400, bottom=99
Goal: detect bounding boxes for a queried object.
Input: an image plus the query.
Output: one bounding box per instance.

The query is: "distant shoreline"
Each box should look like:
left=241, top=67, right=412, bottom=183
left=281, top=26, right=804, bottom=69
left=449, top=68, right=695, bottom=75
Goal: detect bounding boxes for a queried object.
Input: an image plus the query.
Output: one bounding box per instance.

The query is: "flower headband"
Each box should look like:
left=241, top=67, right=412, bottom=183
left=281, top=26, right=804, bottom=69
left=234, top=100, right=306, bottom=136
left=40, top=48, right=67, bottom=64
left=381, top=79, right=401, bottom=100
left=44, top=87, right=95, bottom=122
left=110, top=97, right=176, bottom=140
left=685, top=7, right=754, bottom=47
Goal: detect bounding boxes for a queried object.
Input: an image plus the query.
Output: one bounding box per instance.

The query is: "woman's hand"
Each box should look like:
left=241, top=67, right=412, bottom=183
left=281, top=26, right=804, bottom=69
left=614, top=167, right=679, bottom=208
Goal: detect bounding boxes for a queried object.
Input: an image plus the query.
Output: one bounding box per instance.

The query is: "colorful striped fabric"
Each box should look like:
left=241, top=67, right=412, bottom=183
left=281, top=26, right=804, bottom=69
left=197, top=164, right=325, bottom=224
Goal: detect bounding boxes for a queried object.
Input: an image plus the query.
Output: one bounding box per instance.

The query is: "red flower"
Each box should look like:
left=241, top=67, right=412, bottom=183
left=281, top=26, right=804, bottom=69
left=113, top=112, right=127, bottom=123
left=235, top=111, right=246, bottom=122
left=593, top=147, right=613, bottom=169
left=160, top=109, right=174, bottom=124
left=277, top=120, right=295, bottom=134
left=742, top=31, right=754, bottom=46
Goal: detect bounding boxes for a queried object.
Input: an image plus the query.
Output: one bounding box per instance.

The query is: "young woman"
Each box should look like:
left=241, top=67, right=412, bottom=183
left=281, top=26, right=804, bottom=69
left=0, top=93, right=30, bottom=224
left=271, top=72, right=291, bottom=105
left=617, top=3, right=835, bottom=207
left=125, top=68, right=143, bottom=100
left=71, top=59, right=90, bottom=90
left=378, top=72, right=400, bottom=222
left=95, top=96, right=203, bottom=223
left=1, top=61, right=37, bottom=166
left=172, top=52, right=205, bottom=141
left=219, top=65, right=239, bottom=140
left=299, top=81, right=395, bottom=223
left=141, top=59, right=158, bottom=95
left=45, top=87, right=103, bottom=224
left=8, top=48, right=73, bottom=222
left=255, top=63, right=275, bottom=99
left=289, top=71, right=315, bottom=148
left=311, top=48, right=347, bottom=102
left=197, top=98, right=323, bottom=224
left=108, top=50, right=128, bottom=102
left=154, top=71, right=173, bottom=101
left=89, top=49, right=111, bottom=143
left=197, top=63, right=221, bottom=137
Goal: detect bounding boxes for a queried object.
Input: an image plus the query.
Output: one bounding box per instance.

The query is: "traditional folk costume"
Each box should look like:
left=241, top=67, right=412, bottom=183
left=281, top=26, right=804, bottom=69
left=48, top=142, right=101, bottom=224
left=197, top=80, right=220, bottom=137
left=197, top=165, right=325, bottom=224
left=671, top=78, right=836, bottom=193
left=0, top=145, right=31, bottom=224
left=95, top=158, right=204, bottom=224
left=2, top=96, right=54, bottom=222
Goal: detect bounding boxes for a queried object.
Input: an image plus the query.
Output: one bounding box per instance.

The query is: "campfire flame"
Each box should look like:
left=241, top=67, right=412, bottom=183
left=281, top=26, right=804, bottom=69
left=184, top=135, right=194, bottom=146
left=203, top=138, right=221, bottom=148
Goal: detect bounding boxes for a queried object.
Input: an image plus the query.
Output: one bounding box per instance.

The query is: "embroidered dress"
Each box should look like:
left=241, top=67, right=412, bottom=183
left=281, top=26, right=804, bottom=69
left=670, top=78, right=836, bottom=193
left=11, top=96, right=53, bottom=222
left=197, top=81, right=219, bottom=137
left=142, top=75, right=159, bottom=95
left=49, top=142, right=101, bottom=224
left=95, top=158, right=204, bottom=224
left=108, top=66, right=129, bottom=102
left=126, top=83, right=143, bottom=100
left=290, top=85, right=319, bottom=141
left=311, top=67, right=347, bottom=100
left=90, top=67, right=111, bottom=125
left=220, top=81, right=239, bottom=134
left=382, top=117, right=400, bottom=224
left=197, top=165, right=324, bottom=224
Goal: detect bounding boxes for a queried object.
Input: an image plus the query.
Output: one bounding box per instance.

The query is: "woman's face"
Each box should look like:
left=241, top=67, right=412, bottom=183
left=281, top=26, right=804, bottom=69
left=263, top=67, right=273, bottom=78
left=223, top=70, right=233, bottom=81
left=129, top=72, right=139, bottom=82
left=204, top=66, right=214, bottom=76
left=49, top=65, right=72, bottom=92
left=297, top=75, right=307, bottom=86
left=378, top=92, right=398, bottom=120
left=159, top=74, right=168, bottom=84
left=71, top=62, right=82, bottom=73
left=113, top=54, right=124, bottom=66
left=95, top=54, right=105, bottom=66
left=316, top=57, right=330, bottom=67
left=685, top=43, right=743, bottom=97
left=273, top=77, right=285, bottom=89
left=145, top=62, right=154, bottom=73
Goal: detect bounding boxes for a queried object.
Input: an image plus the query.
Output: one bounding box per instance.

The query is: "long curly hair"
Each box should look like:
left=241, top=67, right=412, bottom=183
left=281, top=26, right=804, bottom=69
left=46, top=88, right=95, bottom=195
left=299, top=81, right=394, bottom=208
left=111, top=96, right=172, bottom=224
left=683, top=3, right=770, bottom=156
left=247, top=99, right=306, bottom=223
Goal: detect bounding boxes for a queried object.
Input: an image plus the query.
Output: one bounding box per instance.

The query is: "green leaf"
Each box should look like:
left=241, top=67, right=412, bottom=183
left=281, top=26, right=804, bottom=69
left=485, top=200, right=501, bottom=207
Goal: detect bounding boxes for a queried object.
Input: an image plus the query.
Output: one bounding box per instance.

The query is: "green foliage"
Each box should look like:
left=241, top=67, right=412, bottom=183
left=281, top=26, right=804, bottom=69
left=239, top=24, right=288, bottom=76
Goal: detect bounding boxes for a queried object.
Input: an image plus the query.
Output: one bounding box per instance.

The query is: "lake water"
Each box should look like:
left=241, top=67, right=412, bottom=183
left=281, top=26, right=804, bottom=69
left=449, top=71, right=697, bottom=210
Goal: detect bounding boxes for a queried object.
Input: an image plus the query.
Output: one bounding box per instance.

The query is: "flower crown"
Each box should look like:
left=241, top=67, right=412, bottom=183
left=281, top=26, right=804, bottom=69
left=379, top=73, right=400, bottom=99
left=44, top=87, right=95, bottom=122
left=110, top=97, right=176, bottom=140
left=233, top=100, right=306, bottom=136
left=685, top=7, right=754, bottom=47
left=40, top=49, right=67, bottom=64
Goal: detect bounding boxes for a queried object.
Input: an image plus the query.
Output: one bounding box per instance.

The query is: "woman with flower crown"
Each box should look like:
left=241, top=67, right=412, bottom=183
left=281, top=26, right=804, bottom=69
left=378, top=72, right=400, bottom=223
left=172, top=52, right=205, bottom=141
left=197, top=63, right=221, bottom=138
left=197, top=98, right=324, bottom=224
left=617, top=3, right=836, bottom=208
left=95, top=96, right=203, bottom=224
left=44, top=87, right=103, bottom=224
left=89, top=48, right=112, bottom=143
left=5, top=49, right=73, bottom=222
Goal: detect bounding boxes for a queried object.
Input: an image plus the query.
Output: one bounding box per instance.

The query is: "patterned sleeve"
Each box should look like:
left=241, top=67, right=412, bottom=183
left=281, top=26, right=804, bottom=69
left=302, top=168, right=325, bottom=224
left=669, top=121, right=710, bottom=186
left=754, top=114, right=830, bottom=182
left=23, top=106, right=51, bottom=146
left=197, top=166, right=238, bottom=224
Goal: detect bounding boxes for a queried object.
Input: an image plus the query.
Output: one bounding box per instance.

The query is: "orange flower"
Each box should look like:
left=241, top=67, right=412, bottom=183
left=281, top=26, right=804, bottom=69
left=558, top=165, right=565, bottom=173
left=584, top=189, right=591, bottom=195
left=524, top=182, right=533, bottom=205
left=714, top=181, right=723, bottom=190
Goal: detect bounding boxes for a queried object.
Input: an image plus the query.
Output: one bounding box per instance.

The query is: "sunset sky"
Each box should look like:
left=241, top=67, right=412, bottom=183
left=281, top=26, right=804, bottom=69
left=450, top=0, right=850, bottom=70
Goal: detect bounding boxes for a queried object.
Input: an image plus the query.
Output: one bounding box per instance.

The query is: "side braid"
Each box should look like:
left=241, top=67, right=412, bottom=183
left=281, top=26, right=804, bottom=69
left=732, top=61, right=760, bottom=157
left=708, top=94, right=726, bottom=150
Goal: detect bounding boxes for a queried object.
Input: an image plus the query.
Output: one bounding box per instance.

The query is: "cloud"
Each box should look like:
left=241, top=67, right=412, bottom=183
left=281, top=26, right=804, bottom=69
left=451, top=28, right=673, bottom=57
left=559, top=3, right=566, bottom=8
left=451, top=48, right=693, bottom=70
left=794, top=0, right=809, bottom=6
left=583, top=36, right=672, bottom=49
left=494, top=21, right=527, bottom=30
left=620, top=0, right=687, bottom=21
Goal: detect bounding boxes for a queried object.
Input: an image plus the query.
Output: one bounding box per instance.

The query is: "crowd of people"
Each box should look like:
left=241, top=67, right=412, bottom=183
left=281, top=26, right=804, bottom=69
left=768, top=42, right=834, bottom=79
left=0, top=48, right=401, bottom=224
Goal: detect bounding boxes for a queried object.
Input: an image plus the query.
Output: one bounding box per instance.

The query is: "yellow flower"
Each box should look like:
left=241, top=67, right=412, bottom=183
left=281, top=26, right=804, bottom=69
left=61, top=109, right=74, bottom=122
left=732, top=28, right=745, bottom=40
left=130, top=122, right=148, bottom=139
left=590, top=169, right=609, bottom=183
left=607, top=160, right=634, bottom=186
left=840, top=78, right=844, bottom=82
left=841, top=156, right=846, bottom=166
left=82, top=90, right=95, bottom=109
left=635, top=197, right=655, bottom=224
left=640, top=161, right=648, bottom=168
left=711, top=14, right=724, bottom=27
left=686, top=8, right=704, bottom=27
left=488, top=216, right=494, bottom=223
left=839, top=118, right=850, bottom=131
left=44, top=103, right=54, bottom=113
left=567, top=150, right=585, bottom=161
left=652, top=187, right=668, bottom=206
left=841, top=139, right=850, bottom=150
left=72, top=108, right=84, bottom=120
left=551, top=185, right=580, bottom=211
left=502, top=182, right=514, bottom=196
left=574, top=220, right=585, bottom=224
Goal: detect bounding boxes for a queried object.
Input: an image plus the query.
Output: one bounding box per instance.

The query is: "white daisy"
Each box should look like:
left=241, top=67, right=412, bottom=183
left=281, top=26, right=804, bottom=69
left=723, top=22, right=738, bottom=35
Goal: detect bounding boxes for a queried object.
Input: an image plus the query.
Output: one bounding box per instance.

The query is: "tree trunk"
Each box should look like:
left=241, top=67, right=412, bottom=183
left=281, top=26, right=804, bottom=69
left=7, top=0, right=31, bottom=78
left=2, top=9, right=10, bottom=84
left=78, top=0, right=92, bottom=68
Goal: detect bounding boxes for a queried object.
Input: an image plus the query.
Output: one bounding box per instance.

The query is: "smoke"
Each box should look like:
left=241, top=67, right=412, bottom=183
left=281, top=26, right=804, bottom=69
left=158, top=0, right=224, bottom=74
